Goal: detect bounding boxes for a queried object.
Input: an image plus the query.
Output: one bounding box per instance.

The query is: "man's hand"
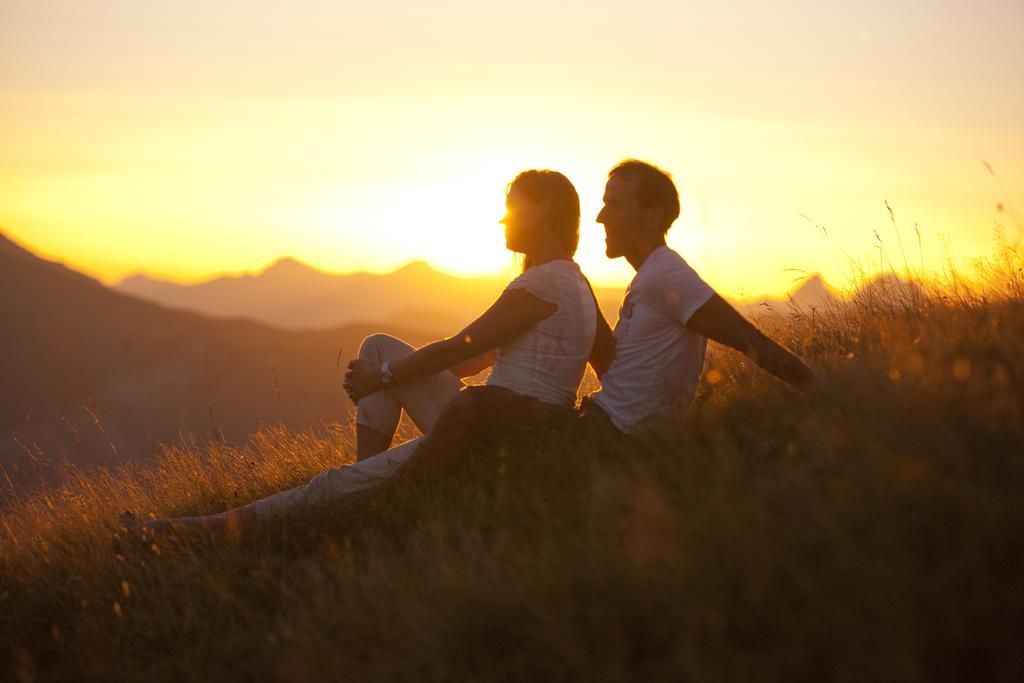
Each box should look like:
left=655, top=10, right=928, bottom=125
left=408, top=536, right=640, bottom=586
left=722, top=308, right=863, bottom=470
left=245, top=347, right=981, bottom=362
left=344, top=359, right=384, bottom=402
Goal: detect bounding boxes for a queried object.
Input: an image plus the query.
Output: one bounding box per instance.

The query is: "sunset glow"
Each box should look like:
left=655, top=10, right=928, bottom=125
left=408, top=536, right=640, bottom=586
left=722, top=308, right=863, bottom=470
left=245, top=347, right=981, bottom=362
left=2, top=1, right=1021, bottom=298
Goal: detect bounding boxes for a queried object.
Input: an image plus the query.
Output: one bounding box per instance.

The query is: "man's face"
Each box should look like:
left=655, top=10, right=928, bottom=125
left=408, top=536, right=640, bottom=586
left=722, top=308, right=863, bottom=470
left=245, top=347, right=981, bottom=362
left=596, top=173, right=646, bottom=259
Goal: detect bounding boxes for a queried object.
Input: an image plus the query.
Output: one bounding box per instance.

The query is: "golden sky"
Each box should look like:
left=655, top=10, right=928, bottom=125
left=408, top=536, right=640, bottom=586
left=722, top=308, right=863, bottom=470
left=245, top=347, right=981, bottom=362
left=2, top=0, right=1022, bottom=298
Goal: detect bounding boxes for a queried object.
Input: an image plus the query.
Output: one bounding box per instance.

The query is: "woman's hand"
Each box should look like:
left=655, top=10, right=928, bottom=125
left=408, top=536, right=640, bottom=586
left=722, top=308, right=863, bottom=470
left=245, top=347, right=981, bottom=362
left=344, top=359, right=384, bottom=402
left=342, top=288, right=555, bottom=399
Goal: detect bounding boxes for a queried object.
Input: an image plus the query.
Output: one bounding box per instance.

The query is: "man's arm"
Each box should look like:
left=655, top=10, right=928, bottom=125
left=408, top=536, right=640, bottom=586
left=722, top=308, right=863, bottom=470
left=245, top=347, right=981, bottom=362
left=589, top=315, right=616, bottom=380
left=686, top=294, right=814, bottom=387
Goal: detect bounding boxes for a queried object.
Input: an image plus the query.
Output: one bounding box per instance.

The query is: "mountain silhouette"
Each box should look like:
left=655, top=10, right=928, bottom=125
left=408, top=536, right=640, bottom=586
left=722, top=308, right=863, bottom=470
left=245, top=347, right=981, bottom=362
left=115, top=259, right=509, bottom=330
left=114, top=258, right=627, bottom=330
left=737, top=273, right=838, bottom=317
left=851, top=272, right=925, bottom=308
left=0, top=233, right=438, bottom=497
left=114, top=254, right=848, bottom=331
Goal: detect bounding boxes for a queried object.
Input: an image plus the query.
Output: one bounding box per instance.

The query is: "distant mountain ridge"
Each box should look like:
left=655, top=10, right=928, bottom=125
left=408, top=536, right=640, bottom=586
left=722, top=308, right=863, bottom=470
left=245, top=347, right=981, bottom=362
left=115, top=258, right=628, bottom=330
left=114, top=257, right=840, bottom=330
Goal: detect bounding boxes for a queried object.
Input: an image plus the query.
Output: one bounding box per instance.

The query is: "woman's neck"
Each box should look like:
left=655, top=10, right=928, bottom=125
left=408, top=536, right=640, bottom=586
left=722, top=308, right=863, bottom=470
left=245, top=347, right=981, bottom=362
left=523, top=237, right=571, bottom=269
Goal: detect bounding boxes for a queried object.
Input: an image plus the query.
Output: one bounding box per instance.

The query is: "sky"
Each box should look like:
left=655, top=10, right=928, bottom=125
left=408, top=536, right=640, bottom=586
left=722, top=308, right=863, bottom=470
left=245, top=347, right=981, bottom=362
left=1, top=0, right=1022, bottom=298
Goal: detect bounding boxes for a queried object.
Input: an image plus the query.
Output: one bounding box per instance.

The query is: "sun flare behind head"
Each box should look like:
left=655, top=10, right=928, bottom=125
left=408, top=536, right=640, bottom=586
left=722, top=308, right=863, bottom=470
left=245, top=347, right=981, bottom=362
left=299, top=151, right=602, bottom=280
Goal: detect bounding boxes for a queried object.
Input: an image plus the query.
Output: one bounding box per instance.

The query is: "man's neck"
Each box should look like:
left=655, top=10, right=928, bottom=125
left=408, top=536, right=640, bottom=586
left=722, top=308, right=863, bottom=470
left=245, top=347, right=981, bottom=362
left=624, top=239, right=667, bottom=272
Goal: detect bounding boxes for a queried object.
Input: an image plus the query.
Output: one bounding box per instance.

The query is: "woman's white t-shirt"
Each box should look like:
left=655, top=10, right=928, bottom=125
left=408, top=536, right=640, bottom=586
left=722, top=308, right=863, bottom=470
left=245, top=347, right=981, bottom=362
left=486, top=260, right=597, bottom=406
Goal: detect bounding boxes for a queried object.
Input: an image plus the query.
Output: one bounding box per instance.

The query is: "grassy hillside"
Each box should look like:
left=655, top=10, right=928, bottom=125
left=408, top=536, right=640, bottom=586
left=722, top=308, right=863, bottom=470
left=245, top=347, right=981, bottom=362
left=2, top=245, right=1023, bottom=681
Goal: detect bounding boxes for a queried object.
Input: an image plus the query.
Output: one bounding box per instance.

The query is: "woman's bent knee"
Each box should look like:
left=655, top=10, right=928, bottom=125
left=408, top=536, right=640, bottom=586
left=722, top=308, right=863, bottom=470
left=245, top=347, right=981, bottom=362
left=357, top=333, right=414, bottom=362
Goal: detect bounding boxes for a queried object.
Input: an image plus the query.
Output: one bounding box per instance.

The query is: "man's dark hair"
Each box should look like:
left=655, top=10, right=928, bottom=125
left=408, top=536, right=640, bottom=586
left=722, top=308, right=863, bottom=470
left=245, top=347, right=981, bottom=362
left=609, top=159, right=680, bottom=234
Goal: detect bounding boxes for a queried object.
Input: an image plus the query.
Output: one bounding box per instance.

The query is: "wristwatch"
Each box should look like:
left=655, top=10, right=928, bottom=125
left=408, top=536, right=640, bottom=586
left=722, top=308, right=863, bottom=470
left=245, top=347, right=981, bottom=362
left=380, top=361, right=394, bottom=386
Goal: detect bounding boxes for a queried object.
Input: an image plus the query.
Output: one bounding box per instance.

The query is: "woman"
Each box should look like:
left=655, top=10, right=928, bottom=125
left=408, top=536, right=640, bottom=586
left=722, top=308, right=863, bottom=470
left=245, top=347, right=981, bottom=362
left=123, top=169, right=603, bottom=535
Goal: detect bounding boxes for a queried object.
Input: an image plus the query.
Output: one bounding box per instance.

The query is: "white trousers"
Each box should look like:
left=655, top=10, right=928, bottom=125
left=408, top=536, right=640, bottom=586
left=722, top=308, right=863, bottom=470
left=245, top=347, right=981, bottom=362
left=237, top=334, right=463, bottom=520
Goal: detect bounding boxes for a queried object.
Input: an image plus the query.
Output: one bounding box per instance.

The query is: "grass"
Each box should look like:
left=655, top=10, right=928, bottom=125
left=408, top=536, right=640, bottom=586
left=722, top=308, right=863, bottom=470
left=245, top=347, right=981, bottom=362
left=2, top=239, right=1023, bottom=682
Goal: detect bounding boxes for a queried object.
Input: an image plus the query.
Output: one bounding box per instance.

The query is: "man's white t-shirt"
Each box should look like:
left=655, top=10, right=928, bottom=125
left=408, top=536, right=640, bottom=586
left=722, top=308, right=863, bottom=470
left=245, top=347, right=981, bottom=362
left=591, top=246, right=716, bottom=433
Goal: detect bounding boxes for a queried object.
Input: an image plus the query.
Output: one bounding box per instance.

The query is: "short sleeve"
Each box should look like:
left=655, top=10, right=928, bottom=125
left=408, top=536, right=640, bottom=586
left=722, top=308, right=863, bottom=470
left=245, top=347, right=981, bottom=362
left=653, top=256, right=716, bottom=325
left=504, top=263, right=560, bottom=305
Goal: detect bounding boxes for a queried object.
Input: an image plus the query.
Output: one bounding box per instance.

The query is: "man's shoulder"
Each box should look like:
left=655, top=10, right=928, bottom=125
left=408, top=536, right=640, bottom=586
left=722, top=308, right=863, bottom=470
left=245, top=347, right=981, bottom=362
left=638, top=248, right=702, bottom=288
left=654, top=246, right=692, bottom=268
left=632, top=248, right=717, bottom=322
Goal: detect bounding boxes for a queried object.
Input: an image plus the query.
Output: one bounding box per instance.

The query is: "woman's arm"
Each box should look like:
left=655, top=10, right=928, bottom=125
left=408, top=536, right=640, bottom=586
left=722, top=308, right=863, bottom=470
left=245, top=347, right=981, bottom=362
left=448, top=350, right=499, bottom=379
left=345, top=289, right=555, bottom=399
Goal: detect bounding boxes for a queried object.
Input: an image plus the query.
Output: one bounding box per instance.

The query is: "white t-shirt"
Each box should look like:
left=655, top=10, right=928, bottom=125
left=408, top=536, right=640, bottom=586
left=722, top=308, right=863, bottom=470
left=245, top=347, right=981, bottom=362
left=487, top=259, right=597, bottom=406
left=591, top=246, right=716, bottom=433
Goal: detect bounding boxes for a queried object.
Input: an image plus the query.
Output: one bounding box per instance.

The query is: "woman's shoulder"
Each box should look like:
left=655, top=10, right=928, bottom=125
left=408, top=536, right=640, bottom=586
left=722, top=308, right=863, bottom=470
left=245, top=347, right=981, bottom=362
left=505, top=260, right=584, bottom=301
left=510, top=259, right=581, bottom=283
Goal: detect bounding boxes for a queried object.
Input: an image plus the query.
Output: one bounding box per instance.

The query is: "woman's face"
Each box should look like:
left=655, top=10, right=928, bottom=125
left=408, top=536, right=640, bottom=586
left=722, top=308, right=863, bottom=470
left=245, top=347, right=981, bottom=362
left=500, top=186, right=546, bottom=254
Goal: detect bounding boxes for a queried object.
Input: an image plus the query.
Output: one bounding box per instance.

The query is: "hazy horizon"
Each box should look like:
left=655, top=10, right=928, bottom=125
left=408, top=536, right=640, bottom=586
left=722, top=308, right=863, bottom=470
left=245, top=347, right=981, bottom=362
left=7, top=229, right=838, bottom=306
left=2, top=1, right=1022, bottom=298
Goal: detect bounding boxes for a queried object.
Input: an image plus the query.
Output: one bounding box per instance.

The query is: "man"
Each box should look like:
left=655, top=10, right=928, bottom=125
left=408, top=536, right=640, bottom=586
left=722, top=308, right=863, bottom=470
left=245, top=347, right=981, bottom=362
left=583, top=159, right=813, bottom=436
